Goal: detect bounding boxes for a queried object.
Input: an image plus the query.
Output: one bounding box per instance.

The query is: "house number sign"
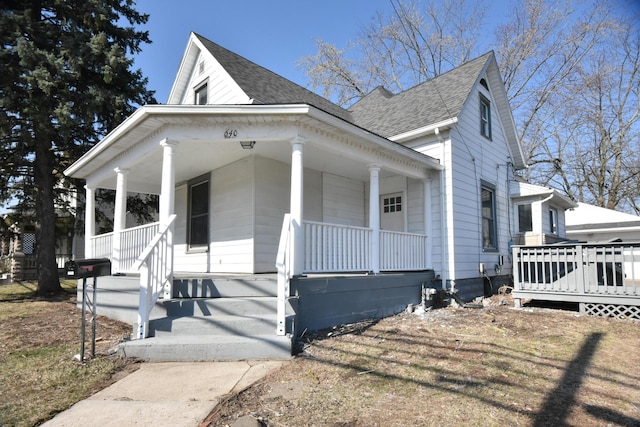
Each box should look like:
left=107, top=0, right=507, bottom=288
left=224, top=129, right=238, bottom=138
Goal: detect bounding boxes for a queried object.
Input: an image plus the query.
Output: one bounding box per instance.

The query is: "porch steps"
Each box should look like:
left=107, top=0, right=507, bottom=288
left=112, top=275, right=292, bottom=361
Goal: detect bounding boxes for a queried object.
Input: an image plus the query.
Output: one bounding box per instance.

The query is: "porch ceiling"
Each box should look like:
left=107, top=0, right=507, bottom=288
left=65, top=104, right=442, bottom=193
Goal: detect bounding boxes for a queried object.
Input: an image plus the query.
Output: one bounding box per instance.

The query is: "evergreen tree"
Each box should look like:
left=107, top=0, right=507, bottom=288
left=0, top=0, right=155, bottom=295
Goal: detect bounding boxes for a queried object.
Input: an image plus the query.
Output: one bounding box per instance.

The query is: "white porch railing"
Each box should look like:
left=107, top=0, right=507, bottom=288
left=513, top=242, right=640, bottom=302
left=91, top=232, right=113, bottom=259
left=303, top=220, right=372, bottom=272
left=276, top=214, right=292, bottom=336
left=380, top=230, right=429, bottom=271
left=132, top=215, right=176, bottom=339
left=119, top=222, right=160, bottom=272
left=89, top=222, right=159, bottom=272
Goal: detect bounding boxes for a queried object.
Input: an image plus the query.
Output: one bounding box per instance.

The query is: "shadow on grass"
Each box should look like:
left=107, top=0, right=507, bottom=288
left=532, top=332, right=603, bottom=427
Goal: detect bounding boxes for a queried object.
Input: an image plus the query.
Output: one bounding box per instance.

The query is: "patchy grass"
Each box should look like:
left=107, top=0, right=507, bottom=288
left=0, top=281, right=135, bottom=427
left=204, top=296, right=640, bottom=427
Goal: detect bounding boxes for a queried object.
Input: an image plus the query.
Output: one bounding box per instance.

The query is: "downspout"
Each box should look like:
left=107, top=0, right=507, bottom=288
left=435, top=127, right=449, bottom=291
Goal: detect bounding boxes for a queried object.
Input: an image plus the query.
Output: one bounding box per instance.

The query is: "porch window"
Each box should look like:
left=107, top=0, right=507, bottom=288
left=481, top=183, right=498, bottom=250
left=480, top=94, right=491, bottom=139
left=194, top=83, right=208, bottom=105
left=549, top=207, right=558, bottom=235
left=188, top=174, right=209, bottom=249
left=518, top=204, right=533, bottom=233
left=383, top=195, right=402, bottom=213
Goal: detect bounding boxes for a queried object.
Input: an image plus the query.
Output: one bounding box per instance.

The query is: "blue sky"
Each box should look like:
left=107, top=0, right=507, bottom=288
left=133, top=0, right=513, bottom=103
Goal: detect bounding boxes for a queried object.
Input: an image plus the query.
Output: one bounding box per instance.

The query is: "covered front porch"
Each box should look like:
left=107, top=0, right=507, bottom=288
left=65, top=104, right=443, bottom=342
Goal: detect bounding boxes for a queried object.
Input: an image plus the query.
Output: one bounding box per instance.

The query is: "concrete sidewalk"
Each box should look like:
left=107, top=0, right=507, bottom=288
left=42, top=360, right=283, bottom=427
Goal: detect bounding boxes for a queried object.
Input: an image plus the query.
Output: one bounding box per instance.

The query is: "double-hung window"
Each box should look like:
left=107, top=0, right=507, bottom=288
left=481, top=183, right=498, bottom=250
left=480, top=94, right=491, bottom=139
left=188, top=174, right=209, bottom=249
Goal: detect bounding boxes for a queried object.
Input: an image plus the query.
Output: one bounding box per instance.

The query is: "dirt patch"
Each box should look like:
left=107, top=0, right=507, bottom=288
left=203, top=295, right=640, bottom=427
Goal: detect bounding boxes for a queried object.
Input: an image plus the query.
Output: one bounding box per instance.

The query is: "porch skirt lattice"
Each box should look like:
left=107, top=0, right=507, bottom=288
left=580, top=302, right=640, bottom=320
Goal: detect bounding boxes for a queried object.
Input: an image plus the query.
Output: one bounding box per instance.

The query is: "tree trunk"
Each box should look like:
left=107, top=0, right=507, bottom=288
left=34, top=131, right=62, bottom=296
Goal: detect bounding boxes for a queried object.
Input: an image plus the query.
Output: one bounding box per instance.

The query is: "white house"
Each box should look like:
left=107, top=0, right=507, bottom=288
left=63, top=33, right=561, bottom=360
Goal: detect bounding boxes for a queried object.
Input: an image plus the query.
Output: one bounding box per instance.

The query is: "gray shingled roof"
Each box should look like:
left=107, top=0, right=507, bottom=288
left=349, top=52, right=493, bottom=137
left=194, top=33, right=353, bottom=123
left=196, top=32, right=494, bottom=140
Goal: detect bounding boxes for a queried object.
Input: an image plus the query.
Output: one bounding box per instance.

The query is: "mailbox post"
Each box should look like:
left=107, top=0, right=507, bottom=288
left=66, top=258, right=111, bottom=362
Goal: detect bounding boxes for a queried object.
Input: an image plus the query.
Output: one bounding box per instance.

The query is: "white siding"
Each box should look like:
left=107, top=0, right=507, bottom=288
left=254, top=157, right=290, bottom=272
left=322, top=173, right=365, bottom=226
left=449, top=84, right=513, bottom=279
left=209, top=158, right=255, bottom=273
left=179, top=51, right=250, bottom=106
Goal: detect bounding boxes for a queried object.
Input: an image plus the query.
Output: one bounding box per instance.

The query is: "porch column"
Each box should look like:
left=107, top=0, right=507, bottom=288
left=113, top=167, right=129, bottom=272
left=369, top=164, right=381, bottom=274
left=84, top=185, right=95, bottom=259
left=424, top=177, right=433, bottom=268
left=159, top=139, right=178, bottom=225
left=290, top=136, right=305, bottom=276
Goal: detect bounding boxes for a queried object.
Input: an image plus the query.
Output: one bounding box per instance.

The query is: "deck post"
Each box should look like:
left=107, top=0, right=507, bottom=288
left=290, top=137, right=305, bottom=276
left=84, top=185, right=95, bottom=259
left=369, top=164, right=381, bottom=274
left=113, top=168, right=129, bottom=272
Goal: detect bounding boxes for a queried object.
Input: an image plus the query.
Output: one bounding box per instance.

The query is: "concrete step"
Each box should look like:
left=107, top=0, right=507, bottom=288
left=172, top=276, right=277, bottom=298
left=149, top=314, right=277, bottom=337
left=118, top=334, right=292, bottom=361
left=152, top=297, right=277, bottom=318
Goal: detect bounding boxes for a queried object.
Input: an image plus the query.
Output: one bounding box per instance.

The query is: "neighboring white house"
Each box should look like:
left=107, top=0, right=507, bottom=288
left=566, top=203, right=640, bottom=242
left=63, top=32, right=542, bottom=301
left=510, top=179, right=578, bottom=246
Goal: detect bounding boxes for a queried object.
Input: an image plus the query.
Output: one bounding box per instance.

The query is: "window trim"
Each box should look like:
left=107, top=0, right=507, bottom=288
left=194, top=81, right=208, bottom=105
left=187, top=173, right=210, bottom=252
left=479, top=93, right=492, bottom=140
left=549, top=207, right=558, bottom=235
left=481, top=181, right=498, bottom=251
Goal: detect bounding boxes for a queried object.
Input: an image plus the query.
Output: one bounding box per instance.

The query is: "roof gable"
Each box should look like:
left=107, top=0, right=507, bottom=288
left=167, top=33, right=353, bottom=122
left=349, top=53, right=491, bottom=137
left=349, top=52, right=526, bottom=169
left=167, top=34, right=251, bottom=105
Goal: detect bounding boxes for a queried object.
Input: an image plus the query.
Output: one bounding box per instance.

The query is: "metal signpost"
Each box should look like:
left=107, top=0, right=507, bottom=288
left=66, top=258, right=111, bottom=362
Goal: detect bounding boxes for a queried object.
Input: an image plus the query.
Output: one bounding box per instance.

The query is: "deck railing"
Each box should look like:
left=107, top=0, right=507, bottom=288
left=132, top=215, right=176, bottom=339
left=513, top=242, right=640, bottom=300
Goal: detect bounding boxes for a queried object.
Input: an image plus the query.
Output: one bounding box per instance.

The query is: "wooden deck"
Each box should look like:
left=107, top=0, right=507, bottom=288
left=512, top=242, right=640, bottom=319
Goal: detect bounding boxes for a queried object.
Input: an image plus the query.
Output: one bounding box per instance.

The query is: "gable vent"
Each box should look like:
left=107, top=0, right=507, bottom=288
left=198, top=61, right=205, bottom=75
left=480, top=78, right=489, bottom=90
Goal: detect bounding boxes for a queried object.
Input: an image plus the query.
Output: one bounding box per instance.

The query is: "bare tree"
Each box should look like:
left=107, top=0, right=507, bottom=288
left=494, top=0, right=617, bottom=179
left=298, top=0, right=487, bottom=107
left=543, top=21, right=640, bottom=213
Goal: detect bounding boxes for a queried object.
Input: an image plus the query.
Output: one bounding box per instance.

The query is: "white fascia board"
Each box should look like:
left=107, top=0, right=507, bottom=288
left=388, top=118, right=459, bottom=144
left=64, top=106, right=151, bottom=177
left=65, top=103, right=444, bottom=179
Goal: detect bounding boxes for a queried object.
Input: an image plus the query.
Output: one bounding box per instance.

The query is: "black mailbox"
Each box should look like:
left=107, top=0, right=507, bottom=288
left=66, top=258, right=112, bottom=279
